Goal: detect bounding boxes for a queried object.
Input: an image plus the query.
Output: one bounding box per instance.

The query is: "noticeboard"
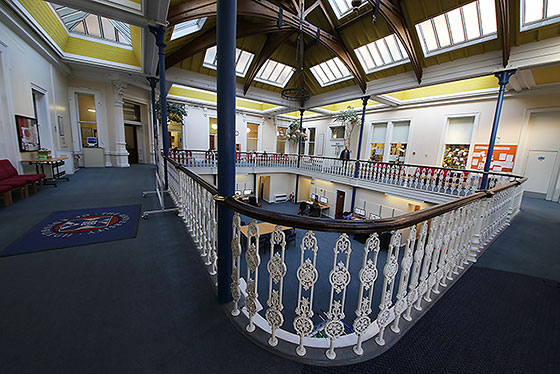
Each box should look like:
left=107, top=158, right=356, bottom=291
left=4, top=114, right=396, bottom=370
left=470, top=144, right=518, bottom=172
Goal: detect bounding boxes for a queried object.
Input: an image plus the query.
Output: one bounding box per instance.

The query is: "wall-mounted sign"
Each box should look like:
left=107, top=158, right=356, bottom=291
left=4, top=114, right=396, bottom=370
left=470, top=144, right=518, bottom=172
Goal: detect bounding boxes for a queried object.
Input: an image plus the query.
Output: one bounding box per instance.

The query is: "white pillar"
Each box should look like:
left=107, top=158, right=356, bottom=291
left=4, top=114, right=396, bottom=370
left=112, top=80, right=129, bottom=167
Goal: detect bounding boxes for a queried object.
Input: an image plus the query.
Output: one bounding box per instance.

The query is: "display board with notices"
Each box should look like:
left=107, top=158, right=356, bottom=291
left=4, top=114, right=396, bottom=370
left=470, top=144, right=518, bottom=172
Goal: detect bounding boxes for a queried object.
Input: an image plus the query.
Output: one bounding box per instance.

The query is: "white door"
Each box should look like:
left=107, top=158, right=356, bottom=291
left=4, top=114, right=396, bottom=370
left=523, top=150, right=558, bottom=196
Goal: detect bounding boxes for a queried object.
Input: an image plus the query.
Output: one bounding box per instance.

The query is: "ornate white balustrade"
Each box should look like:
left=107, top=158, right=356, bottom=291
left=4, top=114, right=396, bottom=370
left=164, top=156, right=525, bottom=364
left=169, top=149, right=515, bottom=198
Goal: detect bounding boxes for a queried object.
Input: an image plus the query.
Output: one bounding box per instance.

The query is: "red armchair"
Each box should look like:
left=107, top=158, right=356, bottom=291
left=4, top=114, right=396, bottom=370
left=0, top=159, right=46, bottom=202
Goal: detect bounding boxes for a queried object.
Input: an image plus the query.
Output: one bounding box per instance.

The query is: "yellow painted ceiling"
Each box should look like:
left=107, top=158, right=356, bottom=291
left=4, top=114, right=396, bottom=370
left=168, top=85, right=281, bottom=112
left=387, top=75, right=499, bottom=101
left=318, top=98, right=380, bottom=112
left=531, top=65, right=560, bottom=85
left=19, top=0, right=142, bottom=69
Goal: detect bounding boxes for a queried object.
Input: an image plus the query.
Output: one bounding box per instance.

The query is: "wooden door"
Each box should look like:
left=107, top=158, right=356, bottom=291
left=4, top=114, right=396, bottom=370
left=125, top=125, right=139, bottom=164
left=335, top=190, right=345, bottom=219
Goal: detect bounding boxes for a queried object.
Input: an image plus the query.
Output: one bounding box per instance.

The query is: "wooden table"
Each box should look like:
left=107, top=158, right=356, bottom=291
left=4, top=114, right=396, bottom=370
left=240, top=222, right=293, bottom=237
left=306, top=200, right=330, bottom=211
left=25, top=155, right=69, bottom=186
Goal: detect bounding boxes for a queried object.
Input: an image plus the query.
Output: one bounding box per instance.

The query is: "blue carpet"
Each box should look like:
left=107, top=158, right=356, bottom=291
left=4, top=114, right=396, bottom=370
left=1, top=205, right=141, bottom=257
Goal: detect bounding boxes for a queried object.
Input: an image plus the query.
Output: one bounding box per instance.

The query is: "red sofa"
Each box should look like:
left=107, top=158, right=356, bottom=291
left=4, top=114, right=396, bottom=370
left=0, top=159, right=46, bottom=205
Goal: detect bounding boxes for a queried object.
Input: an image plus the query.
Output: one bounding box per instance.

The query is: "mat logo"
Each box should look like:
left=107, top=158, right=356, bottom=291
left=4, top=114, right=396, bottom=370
left=41, top=212, right=130, bottom=238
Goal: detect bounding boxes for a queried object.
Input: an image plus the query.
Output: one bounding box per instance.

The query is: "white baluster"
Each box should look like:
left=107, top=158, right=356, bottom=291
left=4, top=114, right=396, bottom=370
left=266, top=226, right=287, bottom=347
left=294, top=231, right=319, bottom=357
left=391, top=225, right=417, bottom=333
left=404, top=221, right=428, bottom=320
left=325, top=234, right=352, bottom=360
left=231, top=213, right=242, bottom=316
left=353, top=233, right=381, bottom=355
left=375, top=231, right=402, bottom=346
left=245, top=219, right=261, bottom=332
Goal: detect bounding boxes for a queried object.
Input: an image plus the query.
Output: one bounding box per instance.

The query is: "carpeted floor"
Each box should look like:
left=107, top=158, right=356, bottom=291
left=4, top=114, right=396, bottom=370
left=0, top=166, right=558, bottom=373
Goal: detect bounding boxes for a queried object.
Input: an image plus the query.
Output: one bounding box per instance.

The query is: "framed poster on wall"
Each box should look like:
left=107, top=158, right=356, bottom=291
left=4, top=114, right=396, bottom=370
left=15, top=115, right=40, bottom=152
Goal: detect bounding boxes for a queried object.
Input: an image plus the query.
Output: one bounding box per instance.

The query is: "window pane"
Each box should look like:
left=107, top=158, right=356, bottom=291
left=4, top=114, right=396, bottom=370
left=524, top=0, right=544, bottom=23
left=433, top=15, right=451, bottom=47
left=479, top=0, right=497, bottom=35
left=357, top=47, right=375, bottom=70
left=261, top=60, right=275, bottom=80
left=311, top=66, right=328, bottom=85
left=321, top=64, right=336, bottom=81
left=447, top=8, right=465, bottom=43
left=326, top=59, right=343, bottom=78
left=334, top=58, right=350, bottom=76
left=204, top=46, right=216, bottom=65
left=548, top=0, right=560, bottom=17
left=236, top=51, right=252, bottom=76
left=385, top=35, right=403, bottom=61
left=368, top=44, right=384, bottom=66
left=419, top=20, right=438, bottom=51
left=85, top=14, right=101, bottom=37
left=445, top=117, right=474, bottom=144
left=376, top=39, right=392, bottom=64
left=391, top=121, right=410, bottom=143
left=101, top=18, right=116, bottom=40
left=372, top=123, right=387, bottom=143
left=462, top=2, right=481, bottom=39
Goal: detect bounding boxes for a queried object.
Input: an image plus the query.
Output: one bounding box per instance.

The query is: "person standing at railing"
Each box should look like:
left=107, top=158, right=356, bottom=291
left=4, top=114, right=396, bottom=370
left=340, top=146, right=351, bottom=175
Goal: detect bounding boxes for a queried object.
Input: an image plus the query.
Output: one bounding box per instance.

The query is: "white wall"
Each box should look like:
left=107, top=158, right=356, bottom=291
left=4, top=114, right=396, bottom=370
left=0, top=21, right=71, bottom=173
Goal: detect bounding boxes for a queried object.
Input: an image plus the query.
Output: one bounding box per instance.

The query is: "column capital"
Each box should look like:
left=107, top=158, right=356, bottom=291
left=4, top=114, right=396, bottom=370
left=112, top=80, right=128, bottom=103
left=361, top=95, right=370, bottom=107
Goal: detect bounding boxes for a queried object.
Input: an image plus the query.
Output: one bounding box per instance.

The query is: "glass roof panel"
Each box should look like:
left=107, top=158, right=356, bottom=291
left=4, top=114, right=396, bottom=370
left=354, top=34, right=410, bottom=73
left=415, top=1, right=496, bottom=57
left=419, top=20, right=438, bottom=52
left=327, top=0, right=366, bottom=19
left=521, top=0, right=560, bottom=30
left=203, top=46, right=255, bottom=78
left=255, top=59, right=295, bottom=88
left=310, top=57, right=352, bottom=87
left=52, top=4, right=132, bottom=45
left=171, top=18, right=207, bottom=41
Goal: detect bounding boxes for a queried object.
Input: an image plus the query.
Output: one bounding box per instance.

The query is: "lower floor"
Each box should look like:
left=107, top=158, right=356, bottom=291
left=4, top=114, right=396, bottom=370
left=0, top=166, right=557, bottom=373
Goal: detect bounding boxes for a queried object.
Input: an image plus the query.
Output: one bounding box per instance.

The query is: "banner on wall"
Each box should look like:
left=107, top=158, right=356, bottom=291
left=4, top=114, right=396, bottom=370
left=470, top=144, right=518, bottom=172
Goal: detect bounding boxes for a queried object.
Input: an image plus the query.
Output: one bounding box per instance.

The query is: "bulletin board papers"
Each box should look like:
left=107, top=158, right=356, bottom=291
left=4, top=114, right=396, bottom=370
left=470, top=144, right=517, bottom=172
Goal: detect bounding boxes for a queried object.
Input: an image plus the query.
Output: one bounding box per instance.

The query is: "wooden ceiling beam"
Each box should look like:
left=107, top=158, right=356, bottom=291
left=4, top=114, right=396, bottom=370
left=165, top=21, right=292, bottom=69
left=374, top=0, right=423, bottom=83
left=496, top=0, right=511, bottom=67
left=243, top=31, right=296, bottom=94
left=238, top=0, right=367, bottom=91
left=167, top=0, right=367, bottom=92
left=304, top=1, right=320, bottom=18
left=168, top=0, right=217, bottom=26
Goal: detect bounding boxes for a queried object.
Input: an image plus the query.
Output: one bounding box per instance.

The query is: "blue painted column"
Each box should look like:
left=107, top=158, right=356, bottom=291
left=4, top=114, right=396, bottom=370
left=294, top=108, right=305, bottom=203
left=216, top=0, right=236, bottom=304
left=481, top=69, right=516, bottom=189
left=147, top=77, right=159, bottom=169
left=150, top=26, right=170, bottom=190
left=351, top=96, right=370, bottom=211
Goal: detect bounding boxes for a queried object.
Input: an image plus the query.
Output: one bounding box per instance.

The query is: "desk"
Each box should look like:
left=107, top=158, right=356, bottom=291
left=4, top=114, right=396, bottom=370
left=241, top=222, right=292, bottom=237
left=306, top=200, right=329, bottom=210
left=26, top=155, right=69, bottom=186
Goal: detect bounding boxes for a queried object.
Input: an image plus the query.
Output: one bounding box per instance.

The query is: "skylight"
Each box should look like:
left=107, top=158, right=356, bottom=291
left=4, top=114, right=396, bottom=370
left=52, top=5, right=132, bottom=45
left=354, top=34, right=410, bottom=73
left=254, top=60, right=295, bottom=88
left=415, top=0, right=497, bottom=57
left=310, top=57, right=353, bottom=87
left=327, top=0, right=366, bottom=19
left=170, top=18, right=207, bottom=41
left=521, top=0, right=560, bottom=31
left=203, top=46, right=254, bottom=78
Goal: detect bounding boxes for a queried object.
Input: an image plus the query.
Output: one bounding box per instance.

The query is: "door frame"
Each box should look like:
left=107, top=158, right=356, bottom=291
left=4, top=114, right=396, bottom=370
left=517, top=107, right=560, bottom=201
left=124, top=124, right=139, bottom=164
